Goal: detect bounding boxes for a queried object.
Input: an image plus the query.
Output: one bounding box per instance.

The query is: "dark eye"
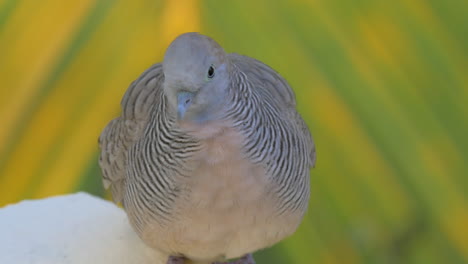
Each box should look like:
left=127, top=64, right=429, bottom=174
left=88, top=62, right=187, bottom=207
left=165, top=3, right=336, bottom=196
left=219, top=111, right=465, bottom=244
left=207, top=65, right=215, bottom=79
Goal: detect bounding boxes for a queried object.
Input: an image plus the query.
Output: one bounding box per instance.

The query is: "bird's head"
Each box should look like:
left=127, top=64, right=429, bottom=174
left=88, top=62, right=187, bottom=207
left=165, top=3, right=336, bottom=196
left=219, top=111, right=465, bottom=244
left=163, top=32, right=230, bottom=125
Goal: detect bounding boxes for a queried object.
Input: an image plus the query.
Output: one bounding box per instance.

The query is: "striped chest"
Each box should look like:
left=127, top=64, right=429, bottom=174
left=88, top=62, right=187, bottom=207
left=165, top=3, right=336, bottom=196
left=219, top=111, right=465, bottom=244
left=136, top=126, right=303, bottom=261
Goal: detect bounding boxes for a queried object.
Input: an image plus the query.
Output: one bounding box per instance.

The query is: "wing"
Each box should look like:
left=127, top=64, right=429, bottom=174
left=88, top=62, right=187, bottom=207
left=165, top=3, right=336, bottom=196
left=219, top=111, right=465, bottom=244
left=228, top=53, right=296, bottom=108
left=98, top=64, right=164, bottom=203
left=229, top=53, right=315, bottom=168
left=294, top=111, right=316, bottom=168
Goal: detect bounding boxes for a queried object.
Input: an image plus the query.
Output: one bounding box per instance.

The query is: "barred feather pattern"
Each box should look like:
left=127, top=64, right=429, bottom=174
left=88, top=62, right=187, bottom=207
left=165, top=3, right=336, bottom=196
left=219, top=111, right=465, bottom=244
left=224, top=54, right=314, bottom=216
left=118, top=66, right=202, bottom=233
left=99, top=54, right=315, bottom=237
left=98, top=64, right=167, bottom=204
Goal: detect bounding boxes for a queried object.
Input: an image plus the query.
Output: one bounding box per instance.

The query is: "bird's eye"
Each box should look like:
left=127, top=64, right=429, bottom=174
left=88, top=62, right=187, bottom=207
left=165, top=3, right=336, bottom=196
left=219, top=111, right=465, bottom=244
left=207, top=65, right=215, bottom=79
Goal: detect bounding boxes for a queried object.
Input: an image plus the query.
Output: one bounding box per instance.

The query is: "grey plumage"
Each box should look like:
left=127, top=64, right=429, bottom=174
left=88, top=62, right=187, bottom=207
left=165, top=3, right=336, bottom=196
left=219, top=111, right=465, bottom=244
left=99, top=32, right=315, bottom=264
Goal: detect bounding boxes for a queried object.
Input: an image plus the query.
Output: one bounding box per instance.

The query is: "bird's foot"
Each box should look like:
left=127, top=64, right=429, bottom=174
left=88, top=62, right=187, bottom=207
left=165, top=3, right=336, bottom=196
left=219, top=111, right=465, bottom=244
left=213, top=254, right=256, bottom=264
left=167, top=256, right=186, bottom=264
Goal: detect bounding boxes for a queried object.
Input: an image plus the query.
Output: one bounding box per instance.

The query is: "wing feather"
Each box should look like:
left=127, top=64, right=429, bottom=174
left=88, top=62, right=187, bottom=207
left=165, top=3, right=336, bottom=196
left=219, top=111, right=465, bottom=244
left=230, top=53, right=315, bottom=168
left=229, top=53, right=296, bottom=108
left=98, top=64, right=164, bottom=203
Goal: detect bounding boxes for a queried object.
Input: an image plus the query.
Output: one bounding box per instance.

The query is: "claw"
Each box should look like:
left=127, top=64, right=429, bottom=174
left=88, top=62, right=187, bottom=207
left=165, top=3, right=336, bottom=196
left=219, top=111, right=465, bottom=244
left=212, top=254, right=255, bottom=264
left=167, top=256, right=186, bottom=264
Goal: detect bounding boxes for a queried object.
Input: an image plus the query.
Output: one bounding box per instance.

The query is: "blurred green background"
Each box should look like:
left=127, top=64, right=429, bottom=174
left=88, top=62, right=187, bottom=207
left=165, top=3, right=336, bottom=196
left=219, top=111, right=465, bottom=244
left=0, top=0, right=467, bottom=263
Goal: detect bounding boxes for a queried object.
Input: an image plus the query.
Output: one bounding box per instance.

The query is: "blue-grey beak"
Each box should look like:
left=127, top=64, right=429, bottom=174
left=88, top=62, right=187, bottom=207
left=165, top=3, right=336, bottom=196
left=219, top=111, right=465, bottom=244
left=177, top=92, right=194, bottom=119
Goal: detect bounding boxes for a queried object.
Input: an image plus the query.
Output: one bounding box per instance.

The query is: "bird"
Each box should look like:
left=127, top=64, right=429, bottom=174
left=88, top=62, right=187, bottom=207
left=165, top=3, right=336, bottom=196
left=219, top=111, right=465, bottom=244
left=98, top=32, right=316, bottom=264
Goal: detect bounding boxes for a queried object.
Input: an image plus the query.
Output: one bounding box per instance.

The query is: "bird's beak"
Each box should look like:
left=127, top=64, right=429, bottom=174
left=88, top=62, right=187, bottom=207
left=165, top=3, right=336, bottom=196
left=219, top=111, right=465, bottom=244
left=177, top=92, right=194, bottom=120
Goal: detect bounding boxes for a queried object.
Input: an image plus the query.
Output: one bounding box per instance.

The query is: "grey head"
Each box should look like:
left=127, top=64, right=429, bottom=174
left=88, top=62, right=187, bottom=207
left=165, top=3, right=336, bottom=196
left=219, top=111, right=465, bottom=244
left=163, top=32, right=230, bottom=124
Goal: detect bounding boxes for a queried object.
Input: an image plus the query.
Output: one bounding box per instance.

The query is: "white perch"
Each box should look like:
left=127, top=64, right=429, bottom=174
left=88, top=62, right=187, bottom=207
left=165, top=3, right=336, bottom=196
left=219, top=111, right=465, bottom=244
left=0, top=192, right=164, bottom=264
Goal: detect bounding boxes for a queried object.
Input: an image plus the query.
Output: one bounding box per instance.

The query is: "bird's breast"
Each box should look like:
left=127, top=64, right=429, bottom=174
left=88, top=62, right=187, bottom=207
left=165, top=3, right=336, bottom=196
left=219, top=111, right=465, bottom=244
left=184, top=126, right=268, bottom=211
left=140, top=126, right=303, bottom=262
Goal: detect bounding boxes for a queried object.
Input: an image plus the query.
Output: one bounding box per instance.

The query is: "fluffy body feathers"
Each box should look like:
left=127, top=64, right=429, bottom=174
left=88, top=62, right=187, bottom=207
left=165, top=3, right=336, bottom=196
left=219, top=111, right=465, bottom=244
left=99, top=33, right=315, bottom=264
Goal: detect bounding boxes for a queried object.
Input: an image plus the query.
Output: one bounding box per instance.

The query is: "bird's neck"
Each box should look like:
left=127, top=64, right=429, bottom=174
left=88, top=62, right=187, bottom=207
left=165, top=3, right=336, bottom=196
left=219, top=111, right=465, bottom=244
left=177, top=119, right=233, bottom=140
